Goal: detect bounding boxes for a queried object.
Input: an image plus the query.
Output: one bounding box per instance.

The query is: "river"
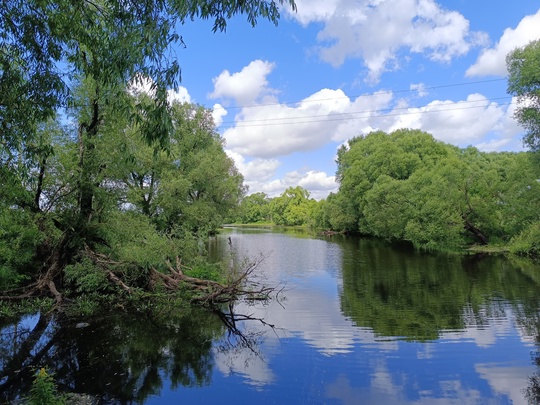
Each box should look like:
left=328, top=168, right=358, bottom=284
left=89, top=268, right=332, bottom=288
left=1, top=227, right=540, bottom=404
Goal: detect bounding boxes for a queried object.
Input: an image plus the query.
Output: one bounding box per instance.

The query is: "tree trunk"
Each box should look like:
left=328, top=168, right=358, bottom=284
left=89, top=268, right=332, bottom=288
left=463, top=217, right=488, bottom=245
left=78, top=96, right=100, bottom=225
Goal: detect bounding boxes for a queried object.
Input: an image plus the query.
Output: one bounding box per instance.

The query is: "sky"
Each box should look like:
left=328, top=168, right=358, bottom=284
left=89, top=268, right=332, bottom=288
left=164, top=1, right=540, bottom=200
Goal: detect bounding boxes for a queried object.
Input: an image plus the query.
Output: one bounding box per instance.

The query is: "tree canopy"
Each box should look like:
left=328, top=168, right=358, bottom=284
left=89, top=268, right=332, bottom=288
left=507, top=39, right=540, bottom=151
left=316, top=129, right=540, bottom=253
left=234, top=186, right=318, bottom=227
left=0, top=0, right=296, bottom=308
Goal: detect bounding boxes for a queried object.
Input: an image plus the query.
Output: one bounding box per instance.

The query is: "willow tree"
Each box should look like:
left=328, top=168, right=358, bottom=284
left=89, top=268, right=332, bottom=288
left=507, top=39, right=540, bottom=151
left=0, top=0, right=295, bottom=306
left=326, top=129, right=540, bottom=250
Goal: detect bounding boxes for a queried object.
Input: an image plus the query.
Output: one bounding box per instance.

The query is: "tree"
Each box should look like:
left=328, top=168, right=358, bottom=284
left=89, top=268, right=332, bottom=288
left=269, top=186, right=315, bottom=226
left=507, top=39, right=540, bottom=150
left=238, top=192, right=271, bottom=223
left=117, top=101, right=245, bottom=234
left=335, top=129, right=451, bottom=234
left=1, top=0, right=296, bottom=152
left=0, top=0, right=295, bottom=306
left=328, top=129, right=540, bottom=250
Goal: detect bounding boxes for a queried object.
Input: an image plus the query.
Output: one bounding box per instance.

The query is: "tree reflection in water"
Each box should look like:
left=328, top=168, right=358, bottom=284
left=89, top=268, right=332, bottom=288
left=339, top=237, right=540, bottom=341
left=0, top=303, right=268, bottom=403
left=523, top=314, right=540, bottom=404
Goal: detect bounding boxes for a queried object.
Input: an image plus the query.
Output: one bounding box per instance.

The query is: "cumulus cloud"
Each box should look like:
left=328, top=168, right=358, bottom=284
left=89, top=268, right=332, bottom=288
left=221, top=87, right=394, bottom=158
left=223, top=89, right=346, bottom=157
left=245, top=169, right=337, bottom=200
left=214, top=61, right=522, bottom=199
left=166, top=86, right=191, bottom=104
left=225, top=150, right=342, bottom=198
left=218, top=62, right=520, bottom=158
left=388, top=93, right=516, bottom=145
left=208, top=60, right=276, bottom=105
left=226, top=150, right=281, bottom=182
left=211, top=103, right=227, bottom=127
left=299, top=171, right=338, bottom=198
left=466, top=9, right=540, bottom=77
left=289, top=0, right=487, bottom=82
left=128, top=74, right=191, bottom=104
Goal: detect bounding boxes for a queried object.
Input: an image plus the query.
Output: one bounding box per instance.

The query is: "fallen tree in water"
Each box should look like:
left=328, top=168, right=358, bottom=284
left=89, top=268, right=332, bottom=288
left=0, top=240, right=278, bottom=312
left=149, top=256, right=278, bottom=306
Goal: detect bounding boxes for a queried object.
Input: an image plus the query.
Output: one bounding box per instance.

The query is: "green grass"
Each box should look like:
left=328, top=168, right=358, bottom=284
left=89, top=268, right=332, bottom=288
left=465, top=244, right=510, bottom=254
left=224, top=222, right=275, bottom=227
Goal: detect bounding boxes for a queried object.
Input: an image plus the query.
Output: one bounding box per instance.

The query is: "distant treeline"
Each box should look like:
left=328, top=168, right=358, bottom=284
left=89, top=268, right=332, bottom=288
left=234, top=129, right=540, bottom=256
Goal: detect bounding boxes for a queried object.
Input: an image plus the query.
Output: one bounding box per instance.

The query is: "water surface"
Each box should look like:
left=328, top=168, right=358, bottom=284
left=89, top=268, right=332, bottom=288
left=1, top=227, right=540, bottom=404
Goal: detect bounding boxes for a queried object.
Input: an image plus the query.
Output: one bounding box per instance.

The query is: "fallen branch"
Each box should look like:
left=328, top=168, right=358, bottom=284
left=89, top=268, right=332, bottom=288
left=149, top=254, right=277, bottom=307
left=105, top=269, right=132, bottom=293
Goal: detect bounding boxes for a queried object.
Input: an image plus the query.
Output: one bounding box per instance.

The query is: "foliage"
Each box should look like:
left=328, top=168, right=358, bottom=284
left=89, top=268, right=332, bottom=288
left=0, top=97, right=247, bottom=301
left=0, top=0, right=296, bottom=156
left=237, top=192, right=271, bottom=223
left=0, top=0, right=296, bottom=306
left=28, top=368, right=65, bottom=405
left=269, top=186, right=314, bottom=226
left=508, top=221, right=540, bottom=258
left=235, top=187, right=317, bottom=227
left=321, top=128, right=540, bottom=251
left=0, top=209, right=41, bottom=289
left=507, top=39, right=540, bottom=150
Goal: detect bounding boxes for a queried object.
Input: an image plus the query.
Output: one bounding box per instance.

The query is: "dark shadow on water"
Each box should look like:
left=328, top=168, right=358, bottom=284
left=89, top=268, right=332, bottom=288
left=0, top=303, right=269, bottom=404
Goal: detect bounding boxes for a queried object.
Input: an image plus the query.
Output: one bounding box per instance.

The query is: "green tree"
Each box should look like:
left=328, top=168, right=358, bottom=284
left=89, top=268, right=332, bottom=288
left=1, top=0, right=296, bottom=157
left=0, top=0, right=295, bottom=304
left=104, top=101, right=244, bottom=232
left=335, top=129, right=451, bottom=234
left=238, top=192, right=271, bottom=223
left=269, top=186, right=315, bottom=226
left=507, top=39, right=540, bottom=150
left=328, top=129, right=540, bottom=250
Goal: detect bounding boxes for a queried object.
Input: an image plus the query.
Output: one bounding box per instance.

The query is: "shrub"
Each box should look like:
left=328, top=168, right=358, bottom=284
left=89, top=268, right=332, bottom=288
left=508, top=221, right=540, bottom=258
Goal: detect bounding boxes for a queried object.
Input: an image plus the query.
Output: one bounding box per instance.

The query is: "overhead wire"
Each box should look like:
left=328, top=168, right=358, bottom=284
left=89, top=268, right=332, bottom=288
left=214, top=77, right=507, bottom=110
left=212, top=78, right=511, bottom=128
left=217, top=97, right=515, bottom=129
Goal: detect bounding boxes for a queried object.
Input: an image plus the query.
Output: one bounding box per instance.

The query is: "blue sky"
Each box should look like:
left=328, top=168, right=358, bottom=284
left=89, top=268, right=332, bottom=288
left=159, top=1, right=540, bottom=200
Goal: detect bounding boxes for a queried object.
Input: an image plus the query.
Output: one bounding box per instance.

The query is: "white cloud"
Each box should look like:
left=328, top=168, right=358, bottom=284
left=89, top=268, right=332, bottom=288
left=475, top=138, right=513, bottom=152
left=226, top=150, right=285, bottom=195
left=388, top=93, right=520, bottom=147
left=128, top=74, right=191, bottom=104
left=299, top=171, right=338, bottom=199
left=219, top=65, right=519, bottom=158
left=226, top=150, right=281, bottom=182
left=222, top=88, right=350, bottom=157
left=410, top=82, right=428, bottom=97
left=215, top=59, right=522, bottom=199
left=289, top=0, right=340, bottom=25
left=492, top=99, right=523, bottom=137
left=246, top=169, right=337, bottom=200
left=167, top=86, right=191, bottom=104
left=225, top=148, right=335, bottom=200
left=211, top=103, right=227, bottom=127
left=467, top=9, right=540, bottom=77
left=290, top=0, right=487, bottom=82
left=223, top=86, right=394, bottom=158
left=208, top=60, right=276, bottom=105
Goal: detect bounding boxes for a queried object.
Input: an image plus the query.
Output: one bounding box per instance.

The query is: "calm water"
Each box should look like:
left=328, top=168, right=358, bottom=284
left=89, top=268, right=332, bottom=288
left=2, top=227, right=540, bottom=404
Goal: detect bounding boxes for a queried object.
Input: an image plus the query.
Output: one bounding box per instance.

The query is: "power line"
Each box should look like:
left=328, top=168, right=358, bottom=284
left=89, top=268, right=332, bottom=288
left=214, top=78, right=507, bottom=110
left=218, top=96, right=514, bottom=128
